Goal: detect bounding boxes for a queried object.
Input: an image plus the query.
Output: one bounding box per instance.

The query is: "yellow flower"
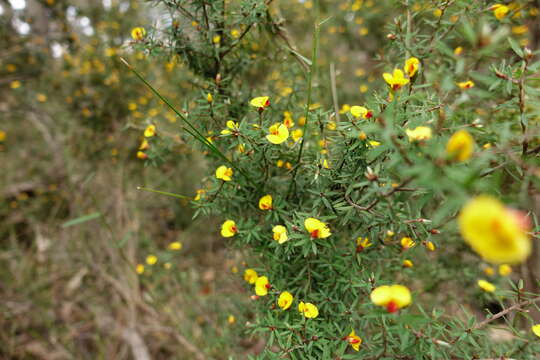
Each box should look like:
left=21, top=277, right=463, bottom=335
left=250, top=96, right=270, bottom=110
left=194, top=189, right=205, bottom=200
left=345, top=329, right=362, bottom=351
left=266, top=123, right=289, bottom=144
left=400, top=237, right=416, bottom=249
left=168, top=241, right=182, bottom=250
left=305, top=218, right=331, bottom=239
left=498, top=264, right=512, bottom=276
left=207, top=93, right=213, bottom=103
left=370, top=285, right=412, bottom=313
left=457, top=80, right=475, bottom=89
left=532, top=324, right=540, bottom=338
left=139, top=139, right=149, bottom=151
left=144, top=124, right=156, bottom=138
left=403, top=259, right=414, bottom=268
left=221, top=220, right=238, bottom=238
left=272, top=225, right=288, bottom=244
left=136, top=264, right=145, bottom=274
left=0, top=131, right=6, bottom=142
left=356, top=237, right=372, bottom=252
left=212, top=35, right=221, bottom=44
left=459, top=195, right=531, bottom=264
left=298, top=301, right=319, bottom=318
left=484, top=266, right=495, bottom=276
left=136, top=151, right=148, bottom=160
left=215, top=165, right=233, bottom=181
left=512, top=25, right=528, bottom=35
left=446, top=129, right=474, bottom=161
left=283, top=111, right=294, bottom=128
left=244, top=268, right=258, bottom=284
left=255, top=276, right=270, bottom=296
left=383, top=68, right=410, bottom=90
left=404, top=57, right=420, bottom=77
left=231, top=28, right=241, bottom=38
left=164, top=262, right=172, bottom=270
left=426, top=241, right=436, bottom=251
left=276, top=160, right=284, bottom=168
left=350, top=105, right=373, bottom=119
left=491, top=4, right=510, bottom=20
left=340, top=104, right=351, bottom=114
left=227, top=315, right=236, bottom=324
left=131, top=27, right=146, bottom=41
left=454, top=46, right=463, bottom=55
left=258, top=194, right=273, bottom=210
left=406, top=126, right=432, bottom=142
left=369, top=140, right=381, bottom=147
left=292, top=129, right=303, bottom=142
left=278, top=291, right=293, bottom=310
left=221, top=120, right=239, bottom=135
left=36, top=93, right=47, bottom=102
left=327, top=121, right=337, bottom=131
left=146, top=255, right=158, bottom=265
left=478, top=279, right=496, bottom=292
left=10, top=80, right=21, bottom=89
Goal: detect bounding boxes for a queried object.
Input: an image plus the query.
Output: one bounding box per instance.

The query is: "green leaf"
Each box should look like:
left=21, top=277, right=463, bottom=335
left=61, top=212, right=101, bottom=228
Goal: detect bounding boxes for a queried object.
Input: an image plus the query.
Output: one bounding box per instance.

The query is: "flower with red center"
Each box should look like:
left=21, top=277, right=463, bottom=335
left=304, top=218, right=331, bottom=239
left=258, top=194, right=273, bottom=210
left=221, top=220, right=238, bottom=238
left=255, top=276, right=271, bottom=296
left=345, top=329, right=362, bottom=351
left=370, top=284, right=412, bottom=313
left=250, top=96, right=270, bottom=111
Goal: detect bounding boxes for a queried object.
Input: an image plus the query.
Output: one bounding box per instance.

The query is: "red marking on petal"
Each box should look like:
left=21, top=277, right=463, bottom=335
left=386, top=301, right=399, bottom=313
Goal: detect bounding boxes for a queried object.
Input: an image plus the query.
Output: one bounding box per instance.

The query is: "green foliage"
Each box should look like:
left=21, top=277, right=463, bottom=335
left=135, top=0, right=540, bottom=358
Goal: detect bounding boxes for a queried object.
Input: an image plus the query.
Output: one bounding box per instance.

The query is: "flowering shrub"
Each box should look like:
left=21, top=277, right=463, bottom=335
left=128, top=0, right=540, bottom=358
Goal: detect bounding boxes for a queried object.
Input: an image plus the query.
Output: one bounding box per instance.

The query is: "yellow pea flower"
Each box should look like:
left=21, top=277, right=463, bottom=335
left=406, top=126, right=432, bottom=142
left=340, top=104, right=351, bottom=114
left=266, top=123, right=289, bottom=144
left=131, top=27, right=146, bottom=41
left=227, top=315, right=236, bottom=324
left=298, top=301, right=319, bottom=318
left=212, top=35, right=221, bottom=44
left=255, top=276, right=270, bottom=296
left=36, top=93, right=47, bottom=102
left=221, top=120, right=239, bottom=135
left=278, top=291, right=293, bottom=310
left=272, top=225, right=288, bottom=244
left=356, top=237, right=372, bottom=252
left=491, top=4, right=509, bottom=20
left=0, top=131, right=6, bottom=142
left=292, top=129, right=303, bottom=142
left=250, top=96, right=270, bottom=110
left=404, top=57, right=420, bottom=77
left=401, top=237, right=416, bottom=249
left=498, top=264, right=512, bottom=276
left=532, top=324, right=540, bottom=337
left=403, top=259, right=414, bottom=268
left=484, top=266, right=495, bottom=276
left=350, top=105, right=373, bottom=119
left=370, top=284, right=412, bottom=313
left=512, top=25, right=528, bottom=35
left=136, top=151, right=148, bottom=160
left=457, top=80, right=475, bottom=89
left=136, top=264, right=145, bottom=274
left=369, top=140, right=381, bottom=147
left=146, top=255, right=158, bottom=265
left=244, top=268, right=258, bottom=284
left=144, top=124, right=156, bottom=138
left=221, top=220, right=238, bottom=237
left=231, top=28, right=241, bottom=38
left=304, top=218, right=331, bottom=239
left=345, top=329, right=362, bottom=351
left=194, top=189, right=206, bottom=200
left=258, top=194, right=273, bottom=210
left=215, top=165, right=233, bottom=181
left=426, top=241, right=436, bottom=251
left=168, top=241, right=182, bottom=250
left=478, top=279, right=496, bottom=292
left=459, top=196, right=531, bottom=264
left=139, top=139, right=149, bottom=151
left=283, top=111, right=294, bottom=128
left=207, top=93, right=213, bottom=103
left=447, top=129, right=474, bottom=161
left=383, top=68, right=410, bottom=90
left=276, top=160, right=284, bottom=168
left=10, top=80, right=21, bottom=89
left=454, top=46, right=463, bottom=55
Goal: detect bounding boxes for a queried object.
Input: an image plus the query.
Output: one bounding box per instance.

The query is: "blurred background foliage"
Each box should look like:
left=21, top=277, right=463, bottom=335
left=1, top=0, right=539, bottom=359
